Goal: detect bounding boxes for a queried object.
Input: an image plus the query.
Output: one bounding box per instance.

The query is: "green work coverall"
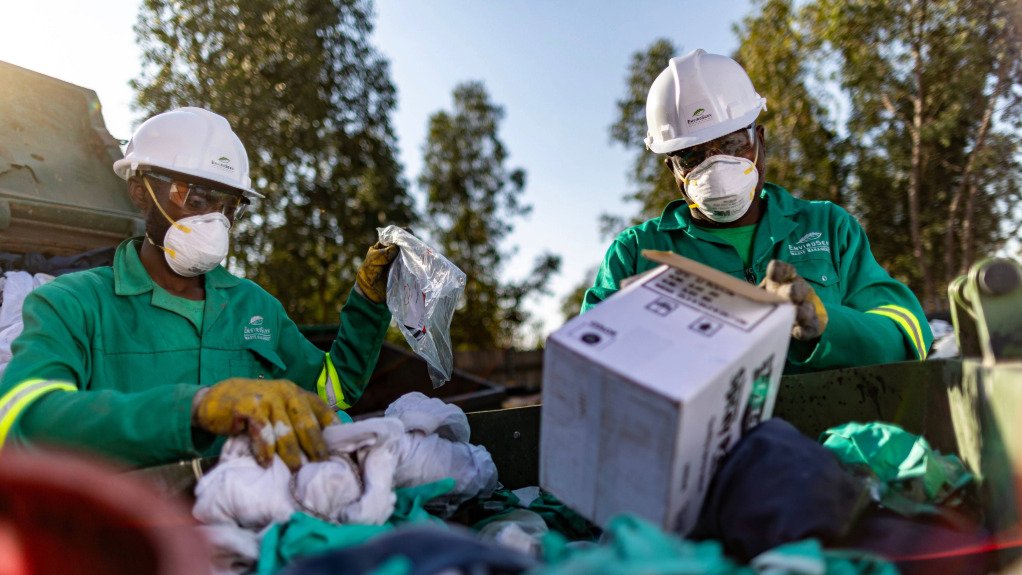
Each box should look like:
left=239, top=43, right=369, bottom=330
left=0, top=238, right=391, bottom=467
left=583, top=183, right=932, bottom=373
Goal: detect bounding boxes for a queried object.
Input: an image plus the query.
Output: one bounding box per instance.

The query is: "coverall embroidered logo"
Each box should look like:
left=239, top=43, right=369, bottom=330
left=789, top=231, right=830, bottom=256
left=244, top=315, right=271, bottom=341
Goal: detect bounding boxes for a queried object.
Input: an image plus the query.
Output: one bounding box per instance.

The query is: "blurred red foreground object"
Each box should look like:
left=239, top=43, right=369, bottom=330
left=0, top=449, right=210, bottom=575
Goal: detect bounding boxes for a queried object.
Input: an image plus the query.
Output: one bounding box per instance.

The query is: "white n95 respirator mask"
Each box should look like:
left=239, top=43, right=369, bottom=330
left=160, top=212, right=231, bottom=277
left=144, top=178, right=231, bottom=277
left=679, top=151, right=759, bottom=223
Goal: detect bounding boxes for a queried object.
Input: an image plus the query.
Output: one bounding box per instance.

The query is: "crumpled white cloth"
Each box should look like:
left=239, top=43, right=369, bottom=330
left=0, top=271, right=54, bottom=378
left=393, top=432, right=498, bottom=517
left=193, top=434, right=296, bottom=529
left=293, top=418, right=404, bottom=525
left=386, top=391, right=498, bottom=514
left=385, top=391, right=470, bottom=442
left=193, top=392, right=498, bottom=537
left=193, top=418, right=404, bottom=529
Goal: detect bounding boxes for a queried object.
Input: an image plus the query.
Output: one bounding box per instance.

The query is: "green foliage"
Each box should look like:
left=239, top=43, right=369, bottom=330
left=802, top=0, right=1022, bottom=307
left=419, top=82, right=560, bottom=350
left=609, top=38, right=681, bottom=223
left=734, top=0, right=848, bottom=204
left=132, top=0, right=417, bottom=323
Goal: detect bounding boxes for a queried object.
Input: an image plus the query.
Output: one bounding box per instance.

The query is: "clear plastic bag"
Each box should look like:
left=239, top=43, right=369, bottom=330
left=378, top=226, right=466, bottom=387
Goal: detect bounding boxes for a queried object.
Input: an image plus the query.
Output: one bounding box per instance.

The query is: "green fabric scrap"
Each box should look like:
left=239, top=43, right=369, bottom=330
left=531, top=514, right=745, bottom=575
left=257, top=479, right=456, bottom=573
left=752, top=539, right=898, bottom=575
left=821, top=421, right=972, bottom=516
left=530, top=516, right=897, bottom=575
left=256, top=512, right=391, bottom=575
left=390, top=478, right=456, bottom=525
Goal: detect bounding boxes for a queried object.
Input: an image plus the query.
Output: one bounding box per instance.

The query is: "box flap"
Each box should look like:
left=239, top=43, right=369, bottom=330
left=642, top=250, right=787, bottom=304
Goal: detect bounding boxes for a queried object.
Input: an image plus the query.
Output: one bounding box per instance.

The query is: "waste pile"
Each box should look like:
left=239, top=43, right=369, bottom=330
left=185, top=384, right=993, bottom=575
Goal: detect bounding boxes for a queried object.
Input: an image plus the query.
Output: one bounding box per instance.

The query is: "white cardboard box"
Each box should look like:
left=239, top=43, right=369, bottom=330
left=539, top=250, right=795, bottom=534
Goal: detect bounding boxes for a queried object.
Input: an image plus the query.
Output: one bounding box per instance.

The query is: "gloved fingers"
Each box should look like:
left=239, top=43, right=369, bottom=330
left=365, top=242, right=399, bottom=265
left=765, top=260, right=799, bottom=284
left=246, top=412, right=277, bottom=468
left=287, top=393, right=330, bottom=463
left=372, top=242, right=399, bottom=265
left=792, top=293, right=827, bottom=341
left=267, top=395, right=304, bottom=471
left=807, top=290, right=828, bottom=336
left=775, top=278, right=811, bottom=304
left=194, top=378, right=262, bottom=435
left=358, top=243, right=398, bottom=304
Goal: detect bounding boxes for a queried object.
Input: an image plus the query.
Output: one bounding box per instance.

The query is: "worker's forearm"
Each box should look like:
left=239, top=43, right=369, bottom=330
left=327, top=287, right=391, bottom=406
left=17, top=384, right=204, bottom=467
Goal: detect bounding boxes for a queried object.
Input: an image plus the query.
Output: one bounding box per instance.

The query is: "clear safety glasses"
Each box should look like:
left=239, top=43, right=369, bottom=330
left=144, top=171, right=250, bottom=220
left=666, top=124, right=756, bottom=175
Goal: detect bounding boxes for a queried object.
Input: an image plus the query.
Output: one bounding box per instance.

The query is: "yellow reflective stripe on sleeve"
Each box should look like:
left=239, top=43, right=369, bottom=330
left=0, top=379, right=77, bottom=448
left=867, top=304, right=928, bottom=360
left=316, top=353, right=349, bottom=410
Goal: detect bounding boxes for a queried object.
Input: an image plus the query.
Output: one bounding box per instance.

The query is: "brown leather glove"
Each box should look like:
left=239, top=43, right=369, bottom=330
left=356, top=241, right=399, bottom=304
left=759, top=260, right=829, bottom=341
left=192, top=378, right=337, bottom=470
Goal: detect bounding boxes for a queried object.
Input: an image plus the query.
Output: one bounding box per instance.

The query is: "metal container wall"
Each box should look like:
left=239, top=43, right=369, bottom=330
left=0, top=60, right=142, bottom=255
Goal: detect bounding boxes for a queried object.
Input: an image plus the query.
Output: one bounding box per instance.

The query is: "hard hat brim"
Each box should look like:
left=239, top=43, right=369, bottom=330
left=113, top=159, right=264, bottom=199
left=647, top=105, right=764, bottom=155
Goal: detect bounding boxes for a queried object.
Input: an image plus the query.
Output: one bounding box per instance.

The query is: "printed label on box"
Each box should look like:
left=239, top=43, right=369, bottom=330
left=688, top=316, right=722, bottom=337
left=568, top=321, right=617, bottom=350
left=644, top=268, right=775, bottom=331
left=645, top=296, right=681, bottom=317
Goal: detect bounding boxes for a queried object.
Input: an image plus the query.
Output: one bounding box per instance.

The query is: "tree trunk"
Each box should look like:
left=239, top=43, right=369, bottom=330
left=951, top=54, right=1007, bottom=281
left=907, top=0, right=933, bottom=309
left=962, top=180, right=980, bottom=275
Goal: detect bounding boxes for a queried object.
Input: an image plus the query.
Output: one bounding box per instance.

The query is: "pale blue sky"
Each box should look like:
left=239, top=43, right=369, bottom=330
left=1, top=0, right=752, bottom=340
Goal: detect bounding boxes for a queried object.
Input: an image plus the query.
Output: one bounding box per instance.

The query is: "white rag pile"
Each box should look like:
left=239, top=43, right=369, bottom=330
left=0, top=271, right=54, bottom=378
left=386, top=392, right=499, bottom=517
left=192, top=392, right=499, bottom=574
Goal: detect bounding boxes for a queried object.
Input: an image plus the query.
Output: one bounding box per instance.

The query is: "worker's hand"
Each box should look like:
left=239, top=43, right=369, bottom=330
left=356, top=241, right=399, bottom=304
left=192, top=378, right=337, bottom=471
left=759, top=260, right=829, bottom=341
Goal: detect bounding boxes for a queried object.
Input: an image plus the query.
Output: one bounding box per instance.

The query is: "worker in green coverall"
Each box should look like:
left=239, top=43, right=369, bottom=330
left=0, top=107, right=397, bottom=469
left=584, top=49, right=932, bottom=373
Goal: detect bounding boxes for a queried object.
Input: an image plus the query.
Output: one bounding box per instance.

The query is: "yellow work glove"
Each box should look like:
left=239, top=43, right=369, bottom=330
left=192, top=378, right=337, bottom=471
left=356, top=241, right=399, bottom=304
left=759, top=260, right=829, bottom=341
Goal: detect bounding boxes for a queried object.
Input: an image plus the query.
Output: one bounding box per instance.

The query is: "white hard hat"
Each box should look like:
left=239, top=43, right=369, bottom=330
left=113, top=107, right=262, bottom=199
left=644, top=49, right=767, bottom=154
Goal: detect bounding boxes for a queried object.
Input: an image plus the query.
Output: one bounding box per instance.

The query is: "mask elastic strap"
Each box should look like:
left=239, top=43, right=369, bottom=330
left=748, top=137, right=760, bottom=200
left=678, top=174, right=698, bottom=209
left=143, top=177, right=191, bottom=260
left=144, top=232, right=173, bottom=259
left=143, top=177, right=193, bottom=234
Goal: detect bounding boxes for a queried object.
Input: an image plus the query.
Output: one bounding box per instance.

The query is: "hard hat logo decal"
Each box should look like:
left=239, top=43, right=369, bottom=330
left=687, top=112, right=713, bottom=125
left=693, top=108, right=705, bottom=116
left=211, top=156, right=235, bottom=172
